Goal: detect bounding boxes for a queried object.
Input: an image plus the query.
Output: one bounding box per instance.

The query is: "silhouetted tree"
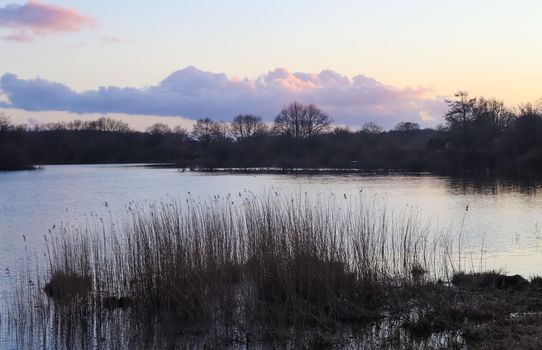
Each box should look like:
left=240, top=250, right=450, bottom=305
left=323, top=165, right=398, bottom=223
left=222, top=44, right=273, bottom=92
left=273, top=102, right=330, bottom=139
left=192, top=118, right=224, bottom=144
left=304, top=104, right=331, bottom=137
left=332, top=126, right=351, bottom=135
left=64, top=120, right=84, bottom=131
left=445, top=91, right=476, bottom=141
left=394, top=121, right=420, bottom=132
left=173, top=126, right=189, bottom=141
left=512, top=103, right=542, bottom=155
left=517, top=103, right=541, bottom=119
left=230, top=114, right=267, bottom=140
left=471, top=98, right=513, bottom=135
left=361, top=122, right=383, bottom=134
left=89, top=117, right=131, bottom=132
left=34, top=117, right=132, bottom=133
left=214, top=121, right=231, bottom=141
left=147, top=123, right=172, bottom=135
left=0, top=112, right=13, bottom=132
left=5, top=94, right=542, bottom=175
left=273, top=102, right=305, bottom=138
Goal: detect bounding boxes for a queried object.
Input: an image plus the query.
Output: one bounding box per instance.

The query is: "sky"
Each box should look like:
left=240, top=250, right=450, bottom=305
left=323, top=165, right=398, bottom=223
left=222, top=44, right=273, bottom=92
left=1, top=0, right=541, bottom=130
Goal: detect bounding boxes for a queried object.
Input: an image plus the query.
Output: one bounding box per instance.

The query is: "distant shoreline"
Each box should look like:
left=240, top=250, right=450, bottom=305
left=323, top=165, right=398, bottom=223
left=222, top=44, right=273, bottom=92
left=7, top=162, right=542, bottom=181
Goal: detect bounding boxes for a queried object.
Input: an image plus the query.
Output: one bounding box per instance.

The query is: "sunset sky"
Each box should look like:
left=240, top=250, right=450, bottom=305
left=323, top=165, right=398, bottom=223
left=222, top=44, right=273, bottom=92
left=1, top=0, right=541, bottom=129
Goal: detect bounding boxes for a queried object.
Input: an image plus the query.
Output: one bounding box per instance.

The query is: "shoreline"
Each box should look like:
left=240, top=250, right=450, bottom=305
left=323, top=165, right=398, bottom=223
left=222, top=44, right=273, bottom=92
left=9, top=162, right=542, bottom=181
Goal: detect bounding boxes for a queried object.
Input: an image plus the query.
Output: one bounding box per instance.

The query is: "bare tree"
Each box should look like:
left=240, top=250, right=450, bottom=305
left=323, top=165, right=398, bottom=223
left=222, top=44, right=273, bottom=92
left=214, top=121, right=230, bottom=141
left=34, top=122, right=62, bottom=131
left=273, top=102, right=305, bottom=138
left=0, top=112, right=13, bottom=132
left=230, top=114, right=267, bottom=140
left=146, top=123, right=172, bottom=135
left=192, top=118, right=225, bottom=143
left=88, top=117, right=131, bottom=132
left=332, top=126, right=351, bottom=135
left=173, top=126, right=189, bottom=141
left=517, top=103, right=540, bottom=118
left=273, top=102, right=331, bottom=139
left=33, top=118, right=130, bottom=132
left=444, top=91, right=476, bottom=137
left=472, top=98, right=514, bottom=133
left=361, top=122, right=383, bottom=134
left=394, top=121, right=420, bottom=132
left=303, top=104, right=331, bottom=137
left=66, top=120, right=84, bottom=131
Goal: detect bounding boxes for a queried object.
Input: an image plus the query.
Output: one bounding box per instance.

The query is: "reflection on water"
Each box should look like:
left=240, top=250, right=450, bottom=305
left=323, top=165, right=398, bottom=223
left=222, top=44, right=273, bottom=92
left=3, top=165, right=541, bottom=276
left=1, top=165, right=542, bottom=347
left=4, top=311, right=464, bottom=350
left=445, top=176, right=542, bottom=196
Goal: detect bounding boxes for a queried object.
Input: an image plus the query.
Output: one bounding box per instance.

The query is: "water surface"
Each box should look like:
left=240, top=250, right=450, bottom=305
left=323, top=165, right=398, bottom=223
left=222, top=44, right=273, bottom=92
left=1, top=164, right=542, bottom=288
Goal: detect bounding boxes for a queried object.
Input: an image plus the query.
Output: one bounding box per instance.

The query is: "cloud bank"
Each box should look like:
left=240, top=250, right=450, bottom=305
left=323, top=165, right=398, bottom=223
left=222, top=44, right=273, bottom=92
left=0, top=66, right=447, bottom=128
left=0, top=1, right=95, bottom=41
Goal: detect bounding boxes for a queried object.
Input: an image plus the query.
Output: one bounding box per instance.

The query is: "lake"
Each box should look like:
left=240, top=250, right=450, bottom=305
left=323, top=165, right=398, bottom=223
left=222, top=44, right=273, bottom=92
left=1, top=164, right=542, bottom=348
left=2, top=165, right=542, bottom=281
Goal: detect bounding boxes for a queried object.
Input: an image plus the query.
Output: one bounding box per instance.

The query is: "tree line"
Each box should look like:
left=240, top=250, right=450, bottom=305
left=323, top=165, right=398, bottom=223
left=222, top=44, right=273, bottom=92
left=1, top=95, right=542, bottom=175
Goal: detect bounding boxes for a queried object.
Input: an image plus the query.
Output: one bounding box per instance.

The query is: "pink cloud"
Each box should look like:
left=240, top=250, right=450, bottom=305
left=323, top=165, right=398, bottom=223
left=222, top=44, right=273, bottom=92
left=0, top=67, right=448, bottom=128
left=261, top=68, right=318, bottom=91
left=0, top=1, right=96, bottom=41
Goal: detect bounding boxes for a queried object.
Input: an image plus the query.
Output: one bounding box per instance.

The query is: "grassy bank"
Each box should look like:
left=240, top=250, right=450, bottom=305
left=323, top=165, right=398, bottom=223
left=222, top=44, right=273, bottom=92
left=5, top=194, right=542, bottom=348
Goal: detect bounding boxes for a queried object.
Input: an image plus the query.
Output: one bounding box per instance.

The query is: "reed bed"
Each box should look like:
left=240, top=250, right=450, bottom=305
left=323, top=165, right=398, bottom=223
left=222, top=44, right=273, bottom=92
left=6, top=193, right=470, bottom=348
left=43, top=194, right=448, bottom=322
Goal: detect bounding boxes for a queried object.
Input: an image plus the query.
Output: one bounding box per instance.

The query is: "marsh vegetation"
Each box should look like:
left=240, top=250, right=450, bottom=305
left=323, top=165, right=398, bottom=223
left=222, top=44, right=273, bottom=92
left=3, top=193, right=542, bottom=348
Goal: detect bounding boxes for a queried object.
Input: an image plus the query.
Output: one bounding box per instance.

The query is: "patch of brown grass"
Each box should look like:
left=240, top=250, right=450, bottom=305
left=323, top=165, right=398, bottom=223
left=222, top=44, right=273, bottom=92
left=39, top=194, right=440, bottom=329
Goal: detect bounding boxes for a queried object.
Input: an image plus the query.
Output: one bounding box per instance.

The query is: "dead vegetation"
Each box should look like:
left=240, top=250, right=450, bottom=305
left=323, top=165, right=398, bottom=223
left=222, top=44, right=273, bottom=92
left=5, top=194, right=542, bottom=348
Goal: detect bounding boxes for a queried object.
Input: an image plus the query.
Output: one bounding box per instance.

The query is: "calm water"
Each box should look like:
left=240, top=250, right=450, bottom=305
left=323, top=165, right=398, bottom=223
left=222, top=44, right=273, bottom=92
left=1, top=164, right=542, bottom=280
left=1, top=164, right=542, bottom=348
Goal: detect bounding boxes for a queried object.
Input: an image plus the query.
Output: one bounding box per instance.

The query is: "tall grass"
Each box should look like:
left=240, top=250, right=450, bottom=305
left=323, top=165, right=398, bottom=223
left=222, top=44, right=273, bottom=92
left=8, top=193, right=468, bottom=347
left=44, top=195, right=447, bottom=320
